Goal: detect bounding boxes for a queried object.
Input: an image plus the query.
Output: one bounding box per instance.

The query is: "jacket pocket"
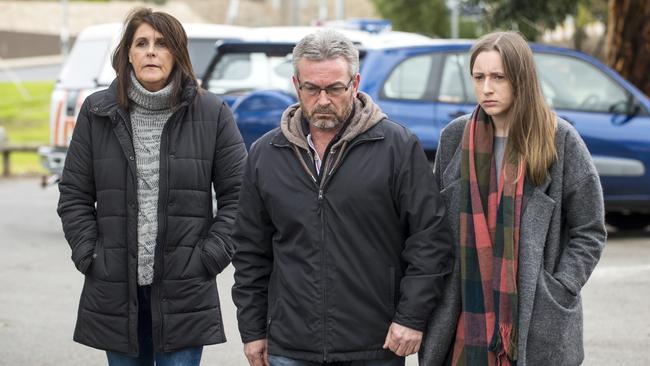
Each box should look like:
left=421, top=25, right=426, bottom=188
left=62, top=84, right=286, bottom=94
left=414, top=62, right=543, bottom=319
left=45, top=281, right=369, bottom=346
left=527, top=269, right=583, bottom=366
left=181, top=239, right=209, bottom=279
left=87, top=238, right=108, bottom=279
left=71, top=240, right=97, bottom=275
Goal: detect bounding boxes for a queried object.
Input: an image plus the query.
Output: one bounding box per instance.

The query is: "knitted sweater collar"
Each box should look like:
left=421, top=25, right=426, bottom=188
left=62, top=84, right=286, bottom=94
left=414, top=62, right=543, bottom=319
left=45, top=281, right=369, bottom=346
left=128, top=72, right=174, bottom=111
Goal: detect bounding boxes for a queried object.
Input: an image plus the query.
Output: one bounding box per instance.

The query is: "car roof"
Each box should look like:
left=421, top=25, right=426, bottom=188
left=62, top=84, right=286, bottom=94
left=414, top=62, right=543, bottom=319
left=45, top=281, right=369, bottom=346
left=239, top=26, right=442, bottom=49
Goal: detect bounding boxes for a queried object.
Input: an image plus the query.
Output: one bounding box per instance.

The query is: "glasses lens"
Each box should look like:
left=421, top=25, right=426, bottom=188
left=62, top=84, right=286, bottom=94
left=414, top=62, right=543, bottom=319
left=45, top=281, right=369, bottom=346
left=326, top=86, right=346, bottom=96
left=303, top=85, right=320, bottom=96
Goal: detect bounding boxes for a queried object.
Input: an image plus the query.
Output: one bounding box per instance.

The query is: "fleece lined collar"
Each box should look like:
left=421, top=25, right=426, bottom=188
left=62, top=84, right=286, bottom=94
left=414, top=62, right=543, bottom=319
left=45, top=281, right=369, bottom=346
left=280, top=92, right=387, bottom=151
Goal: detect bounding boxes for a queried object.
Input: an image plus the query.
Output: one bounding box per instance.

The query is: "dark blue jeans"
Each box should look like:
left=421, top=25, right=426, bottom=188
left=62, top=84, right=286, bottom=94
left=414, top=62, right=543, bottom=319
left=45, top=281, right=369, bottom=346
left=268, top=355, right=405, bottom=366
left=106, top=286, right=203, bottom=366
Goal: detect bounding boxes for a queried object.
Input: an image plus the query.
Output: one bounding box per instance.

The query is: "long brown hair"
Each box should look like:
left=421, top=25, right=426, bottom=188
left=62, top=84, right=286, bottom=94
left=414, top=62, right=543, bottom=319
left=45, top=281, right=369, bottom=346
left=112, top=7, right=196, bottom=109
left=469, top=31, right=557, bottom=185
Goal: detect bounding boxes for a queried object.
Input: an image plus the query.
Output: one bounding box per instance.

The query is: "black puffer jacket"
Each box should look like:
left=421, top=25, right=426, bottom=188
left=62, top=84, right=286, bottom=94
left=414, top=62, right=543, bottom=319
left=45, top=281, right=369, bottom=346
left=58, top=79, right=246, bottom=355
left=232, top=93, right=453, bottom=362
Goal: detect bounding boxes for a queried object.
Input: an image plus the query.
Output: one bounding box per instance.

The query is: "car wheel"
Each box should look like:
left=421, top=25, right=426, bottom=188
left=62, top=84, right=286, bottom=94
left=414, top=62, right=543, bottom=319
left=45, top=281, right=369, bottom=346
left=606, top=213, right=650, bottom=231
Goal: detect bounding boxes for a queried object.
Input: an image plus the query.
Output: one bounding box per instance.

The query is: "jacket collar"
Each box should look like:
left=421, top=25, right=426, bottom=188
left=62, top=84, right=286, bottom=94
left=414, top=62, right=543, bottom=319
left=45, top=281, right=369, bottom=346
left=278, top=92, right=387, bottom=150
left=270, top=114, right=386, bottom=148
left=89, top=77, right=198, bottom=118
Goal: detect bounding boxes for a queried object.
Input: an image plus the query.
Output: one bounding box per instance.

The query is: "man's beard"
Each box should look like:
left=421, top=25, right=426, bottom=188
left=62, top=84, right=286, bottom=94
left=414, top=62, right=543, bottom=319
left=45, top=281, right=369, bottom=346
left=302, top=97, right=353, bottom=130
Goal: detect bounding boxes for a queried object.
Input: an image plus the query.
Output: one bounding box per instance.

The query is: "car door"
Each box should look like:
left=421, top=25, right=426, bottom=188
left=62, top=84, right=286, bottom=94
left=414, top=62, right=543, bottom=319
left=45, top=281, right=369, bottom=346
left=433, top=50, right=476, bottom=134
left=533, top=50, right=650, bottom=208
left=365, top=47, right=441, bottom=156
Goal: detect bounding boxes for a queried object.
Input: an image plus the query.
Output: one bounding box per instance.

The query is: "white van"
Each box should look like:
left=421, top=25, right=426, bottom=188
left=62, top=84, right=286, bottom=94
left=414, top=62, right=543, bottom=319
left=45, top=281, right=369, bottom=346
left=39, top=22, right=249, bottom=181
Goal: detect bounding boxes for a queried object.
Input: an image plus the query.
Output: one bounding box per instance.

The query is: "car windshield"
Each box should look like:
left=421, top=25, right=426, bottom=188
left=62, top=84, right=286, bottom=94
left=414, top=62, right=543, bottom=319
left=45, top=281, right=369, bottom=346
left=59, top=38, right=112, bottom=89
left=207, top=52, right=295, bottom=95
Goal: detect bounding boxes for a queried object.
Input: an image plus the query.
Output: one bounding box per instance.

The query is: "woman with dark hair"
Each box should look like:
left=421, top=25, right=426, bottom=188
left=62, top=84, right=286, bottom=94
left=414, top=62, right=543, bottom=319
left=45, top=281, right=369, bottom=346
left=420, top=31, right=606, bottom=366
left=57, top=7, right=247, bottom=365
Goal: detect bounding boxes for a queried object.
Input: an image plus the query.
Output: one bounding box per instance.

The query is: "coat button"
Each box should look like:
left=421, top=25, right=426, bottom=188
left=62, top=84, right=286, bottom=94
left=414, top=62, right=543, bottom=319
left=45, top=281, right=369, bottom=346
left=161, top=298, right=167, bottom=302
left=169, top=154, right=175, bottom=159
left=129, top=156, right=135, bottom=161
left=168, top=202, right=174, bottom=207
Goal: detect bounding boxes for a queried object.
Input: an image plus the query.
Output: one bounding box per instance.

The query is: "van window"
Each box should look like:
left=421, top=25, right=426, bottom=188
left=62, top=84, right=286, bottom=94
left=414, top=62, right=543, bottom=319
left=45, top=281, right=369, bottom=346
left=188, top=38, right=220, bottom=79
left=207, top=52, right=295, bottom=95
left=59, top=39, right=112, bottom=89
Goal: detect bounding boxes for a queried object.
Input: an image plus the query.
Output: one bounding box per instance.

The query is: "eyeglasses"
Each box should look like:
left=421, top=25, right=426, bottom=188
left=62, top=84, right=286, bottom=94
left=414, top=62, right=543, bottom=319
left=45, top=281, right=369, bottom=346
left=297, top=77, right=355, bottom=97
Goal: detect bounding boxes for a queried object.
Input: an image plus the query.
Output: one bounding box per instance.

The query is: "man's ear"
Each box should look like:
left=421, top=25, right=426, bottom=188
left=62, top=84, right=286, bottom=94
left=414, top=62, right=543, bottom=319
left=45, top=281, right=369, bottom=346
left=353, top=73, right=361, bottom=96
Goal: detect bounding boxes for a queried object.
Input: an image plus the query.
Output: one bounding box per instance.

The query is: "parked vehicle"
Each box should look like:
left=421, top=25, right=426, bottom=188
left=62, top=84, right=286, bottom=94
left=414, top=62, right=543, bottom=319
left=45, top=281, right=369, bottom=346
left=39, top=22, right=249, bottom=183
left=201, top=26, right=650, bottom=230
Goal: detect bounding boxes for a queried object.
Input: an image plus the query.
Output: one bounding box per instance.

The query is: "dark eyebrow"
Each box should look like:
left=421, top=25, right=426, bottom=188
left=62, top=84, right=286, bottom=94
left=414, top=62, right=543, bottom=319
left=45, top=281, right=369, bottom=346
left=133, top=35, right=166, bottom=42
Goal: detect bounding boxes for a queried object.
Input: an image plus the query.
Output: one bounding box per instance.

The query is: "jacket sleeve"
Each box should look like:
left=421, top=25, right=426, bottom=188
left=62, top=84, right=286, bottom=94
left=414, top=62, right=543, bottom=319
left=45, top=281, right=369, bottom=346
left=392, top=134, right=454, bottom=332
left=57, top=99, right=97, bottom=274
left=231, top=149, right=275, bottom=343
left=200, top=101, right=247, bottom=276
left=553, top=127, right=607, bottom=295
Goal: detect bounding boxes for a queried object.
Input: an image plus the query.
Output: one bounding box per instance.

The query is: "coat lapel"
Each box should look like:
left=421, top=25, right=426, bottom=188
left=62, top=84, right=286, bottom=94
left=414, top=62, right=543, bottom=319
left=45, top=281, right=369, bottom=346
left=441, top=145, right=462, bottom=237
left=517, top=174, right=555, bottom=364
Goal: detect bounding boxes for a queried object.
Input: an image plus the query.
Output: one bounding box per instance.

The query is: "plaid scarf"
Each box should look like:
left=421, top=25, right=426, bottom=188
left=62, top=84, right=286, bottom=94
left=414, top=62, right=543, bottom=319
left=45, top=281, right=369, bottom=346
left=451, top=106, right=525, bottom=366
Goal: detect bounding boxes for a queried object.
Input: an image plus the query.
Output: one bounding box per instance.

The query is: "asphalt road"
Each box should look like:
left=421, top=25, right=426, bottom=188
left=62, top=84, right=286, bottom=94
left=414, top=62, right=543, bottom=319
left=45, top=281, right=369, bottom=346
left=0, top=177, right=648, bottom=365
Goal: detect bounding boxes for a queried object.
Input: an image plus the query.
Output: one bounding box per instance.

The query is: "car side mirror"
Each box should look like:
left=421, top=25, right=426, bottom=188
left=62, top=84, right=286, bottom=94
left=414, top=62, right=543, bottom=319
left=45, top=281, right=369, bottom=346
left=610, top=99, right=640, bottom=125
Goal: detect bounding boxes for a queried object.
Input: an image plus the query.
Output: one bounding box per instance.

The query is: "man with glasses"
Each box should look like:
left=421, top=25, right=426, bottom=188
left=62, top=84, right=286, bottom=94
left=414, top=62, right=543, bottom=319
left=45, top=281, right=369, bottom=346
left=232, top=29, right=453, bottom=366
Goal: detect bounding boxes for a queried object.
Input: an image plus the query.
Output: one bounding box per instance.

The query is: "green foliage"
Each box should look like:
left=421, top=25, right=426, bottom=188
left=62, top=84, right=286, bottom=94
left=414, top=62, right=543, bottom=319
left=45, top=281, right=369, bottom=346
left=469, top=0, right=578, bottom=40
left=574, top=0, right=608, bottom=51
left=371, top=0, right=451, bottom=38
left=0, top=81, right=53, bottom=175
left=459, top=18, right=481, bottom=38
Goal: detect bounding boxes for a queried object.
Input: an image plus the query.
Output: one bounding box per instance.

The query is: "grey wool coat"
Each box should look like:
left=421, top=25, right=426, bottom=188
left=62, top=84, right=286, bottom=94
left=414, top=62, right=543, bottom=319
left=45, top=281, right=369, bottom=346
left=419, top=115, right=607, bottom=366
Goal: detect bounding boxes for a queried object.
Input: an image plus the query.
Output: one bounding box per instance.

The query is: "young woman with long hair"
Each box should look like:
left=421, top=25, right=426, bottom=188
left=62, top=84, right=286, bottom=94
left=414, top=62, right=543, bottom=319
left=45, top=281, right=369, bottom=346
left=420, top=31, right=606, bottom=366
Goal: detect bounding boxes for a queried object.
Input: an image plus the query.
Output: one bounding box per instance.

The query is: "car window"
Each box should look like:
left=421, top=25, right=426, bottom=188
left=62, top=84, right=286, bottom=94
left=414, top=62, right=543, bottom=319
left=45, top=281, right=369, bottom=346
left=534, top=53, right=628, bottom=113
left=382, top=54, right=436, bottom=100
left=59, top=39, right=112, bottom=89
left=207, top=52, right=294, bottom=95
left=438, top=53, right=475, bottom=104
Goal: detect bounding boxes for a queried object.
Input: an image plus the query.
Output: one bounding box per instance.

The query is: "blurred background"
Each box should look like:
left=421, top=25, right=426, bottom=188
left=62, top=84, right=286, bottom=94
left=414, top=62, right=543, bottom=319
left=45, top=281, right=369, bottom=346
left=0, top=0, right=649, bottom=365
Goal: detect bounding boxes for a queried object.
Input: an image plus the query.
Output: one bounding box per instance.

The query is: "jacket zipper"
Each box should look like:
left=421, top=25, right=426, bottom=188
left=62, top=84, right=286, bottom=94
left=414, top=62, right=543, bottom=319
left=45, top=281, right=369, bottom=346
left=277, top=135, right=383, bottom=361
left=154, top=104, right=186, bottom=352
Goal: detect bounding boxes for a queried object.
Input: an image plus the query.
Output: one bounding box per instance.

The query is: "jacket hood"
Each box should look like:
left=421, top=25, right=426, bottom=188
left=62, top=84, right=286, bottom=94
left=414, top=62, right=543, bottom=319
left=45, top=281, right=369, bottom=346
left=280, top=92, right=387, bottom=151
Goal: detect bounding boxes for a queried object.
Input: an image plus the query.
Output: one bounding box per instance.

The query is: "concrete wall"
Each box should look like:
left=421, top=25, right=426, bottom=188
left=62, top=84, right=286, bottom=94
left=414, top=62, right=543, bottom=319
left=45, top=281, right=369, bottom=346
left=0, top=31, right=76, bottom=59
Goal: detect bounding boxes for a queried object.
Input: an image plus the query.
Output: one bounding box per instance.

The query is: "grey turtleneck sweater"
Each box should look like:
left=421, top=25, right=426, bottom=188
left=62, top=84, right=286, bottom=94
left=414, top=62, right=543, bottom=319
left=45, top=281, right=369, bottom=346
left=128, top=73, right=174, bottom=286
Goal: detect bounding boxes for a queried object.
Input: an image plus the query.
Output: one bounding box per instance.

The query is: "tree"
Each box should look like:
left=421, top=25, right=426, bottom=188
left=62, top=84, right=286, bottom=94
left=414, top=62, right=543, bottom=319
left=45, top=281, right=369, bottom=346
left=371, top=0, right=450, bottom=38
left=473, top=0, right=577, bottom=41
left=606, top=0, right=650, bottom=96
left=574, top=0, right=608, bottom=54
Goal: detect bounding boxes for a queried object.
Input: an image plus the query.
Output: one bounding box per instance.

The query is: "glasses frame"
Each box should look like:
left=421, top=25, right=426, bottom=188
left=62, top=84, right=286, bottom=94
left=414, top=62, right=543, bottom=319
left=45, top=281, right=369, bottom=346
left=296, top=76, right=355, bottom=97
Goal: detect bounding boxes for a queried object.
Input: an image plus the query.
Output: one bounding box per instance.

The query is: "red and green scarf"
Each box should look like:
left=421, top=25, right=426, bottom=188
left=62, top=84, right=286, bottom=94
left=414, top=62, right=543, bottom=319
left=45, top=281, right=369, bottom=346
left=451, top=106, right=525, bottom=366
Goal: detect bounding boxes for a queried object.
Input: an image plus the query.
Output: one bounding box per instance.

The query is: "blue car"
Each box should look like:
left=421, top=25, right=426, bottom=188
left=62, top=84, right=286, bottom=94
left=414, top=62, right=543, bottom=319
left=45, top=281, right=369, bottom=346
left=201, top=27, right=650, bottom=230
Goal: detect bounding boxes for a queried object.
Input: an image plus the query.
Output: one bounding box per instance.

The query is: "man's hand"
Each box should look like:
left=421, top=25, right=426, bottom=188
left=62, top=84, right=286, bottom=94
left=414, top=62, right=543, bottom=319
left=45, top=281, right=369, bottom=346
left=383, top=322, right=423, bottom=356
left=244, top=338, right=269, bottom=366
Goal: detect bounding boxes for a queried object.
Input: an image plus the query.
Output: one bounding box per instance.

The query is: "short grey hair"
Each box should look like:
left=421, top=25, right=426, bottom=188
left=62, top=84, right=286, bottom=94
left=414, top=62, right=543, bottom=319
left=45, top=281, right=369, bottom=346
left=292, top=29, right=359, bottom=79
